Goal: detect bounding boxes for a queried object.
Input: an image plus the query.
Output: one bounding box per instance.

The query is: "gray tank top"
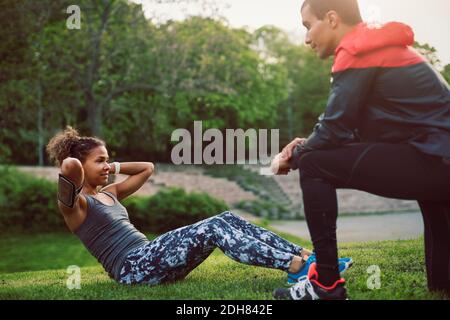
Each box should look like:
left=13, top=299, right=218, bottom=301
left=74, top=191, right=149, bottom=281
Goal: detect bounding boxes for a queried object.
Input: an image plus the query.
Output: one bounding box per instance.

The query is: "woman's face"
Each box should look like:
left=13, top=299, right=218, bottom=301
left=82, top=146, right=110, bottom=187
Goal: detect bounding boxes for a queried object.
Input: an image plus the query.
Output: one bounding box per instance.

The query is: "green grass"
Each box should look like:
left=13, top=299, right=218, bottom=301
left=0, top=231, right=447, bottom=300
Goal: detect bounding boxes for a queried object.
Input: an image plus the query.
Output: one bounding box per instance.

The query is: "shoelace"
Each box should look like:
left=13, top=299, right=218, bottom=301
left=289, top=276, right=319, bottom=300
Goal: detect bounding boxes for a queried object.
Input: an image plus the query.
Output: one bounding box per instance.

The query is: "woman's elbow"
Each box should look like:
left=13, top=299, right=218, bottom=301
left=61, top=157, right=83, bottom=175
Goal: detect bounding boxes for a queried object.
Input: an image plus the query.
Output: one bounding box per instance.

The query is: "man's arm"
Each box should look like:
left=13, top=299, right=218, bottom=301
left=290, top=67, right=377, bottom=169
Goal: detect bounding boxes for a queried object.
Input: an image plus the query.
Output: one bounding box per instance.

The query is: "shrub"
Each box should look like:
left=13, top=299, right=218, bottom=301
left=236, top=199, right=303, bottom=220
left=123, top=188, right=229, bottom=233
left=0, top=166, right=65, bottom=233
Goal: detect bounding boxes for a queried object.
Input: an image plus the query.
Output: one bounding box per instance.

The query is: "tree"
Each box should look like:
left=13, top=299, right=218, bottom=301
left=149, top=18, right=289, bottom=129
left=0, top=0, right=157, bottom=163
left=68, top=0, right=159, bottom=137
left=414, top=42, right=442, bottom=69
left=442, top=64, right=450, bottom=84
left=254, top=26, right=332, bottom=145
left=0, top=0, right=67, bottom=165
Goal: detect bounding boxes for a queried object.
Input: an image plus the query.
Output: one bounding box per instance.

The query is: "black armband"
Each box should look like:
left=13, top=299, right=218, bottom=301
left=58, top=174, right=83, bottom=208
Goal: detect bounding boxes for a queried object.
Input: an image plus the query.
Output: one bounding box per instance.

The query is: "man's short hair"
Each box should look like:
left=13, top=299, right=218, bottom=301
left=301, top=0, right=363, bottom=25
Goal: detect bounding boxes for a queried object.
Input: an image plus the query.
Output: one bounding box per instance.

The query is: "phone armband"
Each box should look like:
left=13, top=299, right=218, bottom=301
left=58, top=174, right=83, bottom=208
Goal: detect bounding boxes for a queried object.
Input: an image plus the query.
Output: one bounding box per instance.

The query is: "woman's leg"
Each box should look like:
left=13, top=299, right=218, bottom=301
left=218, top=211, right=304, bottom=256
left=119, top=215, right=297, bottom=285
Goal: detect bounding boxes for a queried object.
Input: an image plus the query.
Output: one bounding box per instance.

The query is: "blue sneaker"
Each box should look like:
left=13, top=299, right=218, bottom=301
left=286, top=254, right=353, bottom=286
left=286, top=254, right=315, bottom=286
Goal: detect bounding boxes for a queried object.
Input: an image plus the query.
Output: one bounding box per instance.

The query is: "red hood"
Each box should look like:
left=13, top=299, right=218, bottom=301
left=336, top=22, right=415, bottom=56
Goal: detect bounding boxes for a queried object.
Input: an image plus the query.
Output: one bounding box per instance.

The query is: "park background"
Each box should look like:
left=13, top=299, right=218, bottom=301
left=0, top=0, right=449, bottom=299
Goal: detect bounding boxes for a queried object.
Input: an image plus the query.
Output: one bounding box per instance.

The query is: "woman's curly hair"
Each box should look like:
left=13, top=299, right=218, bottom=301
left=46, top=126, right=105, bottom=166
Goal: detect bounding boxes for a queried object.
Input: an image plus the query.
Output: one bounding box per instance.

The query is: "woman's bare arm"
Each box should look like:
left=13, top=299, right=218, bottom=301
left=103, top=162, right=154, bottom=201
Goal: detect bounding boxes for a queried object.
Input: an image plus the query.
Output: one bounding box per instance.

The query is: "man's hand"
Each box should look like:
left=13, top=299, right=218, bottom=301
left=270, top=153, right=292, bottom=175
left=281, top=138, right=307, bottom=160
left=271, top=138, right=307, bottom=175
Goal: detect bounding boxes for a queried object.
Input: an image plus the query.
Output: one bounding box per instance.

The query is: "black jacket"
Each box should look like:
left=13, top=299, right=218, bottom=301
left=291, top=22, right=450, bottom=168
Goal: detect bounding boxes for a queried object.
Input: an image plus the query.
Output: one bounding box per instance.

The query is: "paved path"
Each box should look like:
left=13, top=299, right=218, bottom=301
left=270, top=212, right=424, bottom=243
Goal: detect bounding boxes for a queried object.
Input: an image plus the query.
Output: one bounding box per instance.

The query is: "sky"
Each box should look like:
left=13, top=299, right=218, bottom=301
left=134, top=0, right=450, bottom=66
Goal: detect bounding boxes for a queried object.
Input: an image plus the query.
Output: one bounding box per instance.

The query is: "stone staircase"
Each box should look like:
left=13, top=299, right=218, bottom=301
left=271, top=169, right=420, bottom=216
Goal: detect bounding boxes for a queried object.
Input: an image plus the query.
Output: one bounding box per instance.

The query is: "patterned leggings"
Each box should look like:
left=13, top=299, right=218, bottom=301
left=119, top=211, right=303, bottom=285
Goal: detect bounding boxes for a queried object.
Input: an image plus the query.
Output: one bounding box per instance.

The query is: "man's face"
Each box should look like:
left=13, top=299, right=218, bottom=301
left=301, top=4, right=336, bottom=59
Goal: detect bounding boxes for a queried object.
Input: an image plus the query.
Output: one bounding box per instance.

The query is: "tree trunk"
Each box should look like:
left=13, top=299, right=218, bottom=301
left=87, top=99, right=102, bottom=138
left=287, top=103, right=293, bottom=141
left=37, top=81, right=44, bottom=166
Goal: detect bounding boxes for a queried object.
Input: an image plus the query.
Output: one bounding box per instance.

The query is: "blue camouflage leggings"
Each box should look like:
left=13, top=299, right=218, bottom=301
left=119, top=211, right=303, bottom=285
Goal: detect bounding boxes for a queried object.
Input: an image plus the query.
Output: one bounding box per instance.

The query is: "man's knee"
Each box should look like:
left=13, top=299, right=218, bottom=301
left=296, top=151, right=324, bottom=177
left=297, top=151, right=343, bottom=188
left=296, top=152, right=313, bottom=171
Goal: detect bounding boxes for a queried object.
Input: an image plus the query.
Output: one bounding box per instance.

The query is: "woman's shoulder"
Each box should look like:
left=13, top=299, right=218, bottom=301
left=99, top=185, right=118, bottom=198
left=59, top=194, right=88, bottom=233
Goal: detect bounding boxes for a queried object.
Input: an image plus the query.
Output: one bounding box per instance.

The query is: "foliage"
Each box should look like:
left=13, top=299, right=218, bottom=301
left=236, top=200, right=301, bottom=220
left=1, top=1, right=447, bottom=165
left=123, top=188, right=229, bottom=233
left=414, top=42, right=442, bottom=69
left=0, top=2, right=290, bottom=164
left=442, top=64, right=450, bottom=84
left=254, top=26, right=333, bottom=144
left=0, top=166, right=64, bottom=233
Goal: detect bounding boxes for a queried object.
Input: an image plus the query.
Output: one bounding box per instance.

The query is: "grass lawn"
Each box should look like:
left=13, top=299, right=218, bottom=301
left=0, top=231, right=447, bottom=300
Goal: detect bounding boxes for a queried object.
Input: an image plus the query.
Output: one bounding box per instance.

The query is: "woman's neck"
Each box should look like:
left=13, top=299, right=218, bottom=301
left=82, top=184, right=100, bottom=196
